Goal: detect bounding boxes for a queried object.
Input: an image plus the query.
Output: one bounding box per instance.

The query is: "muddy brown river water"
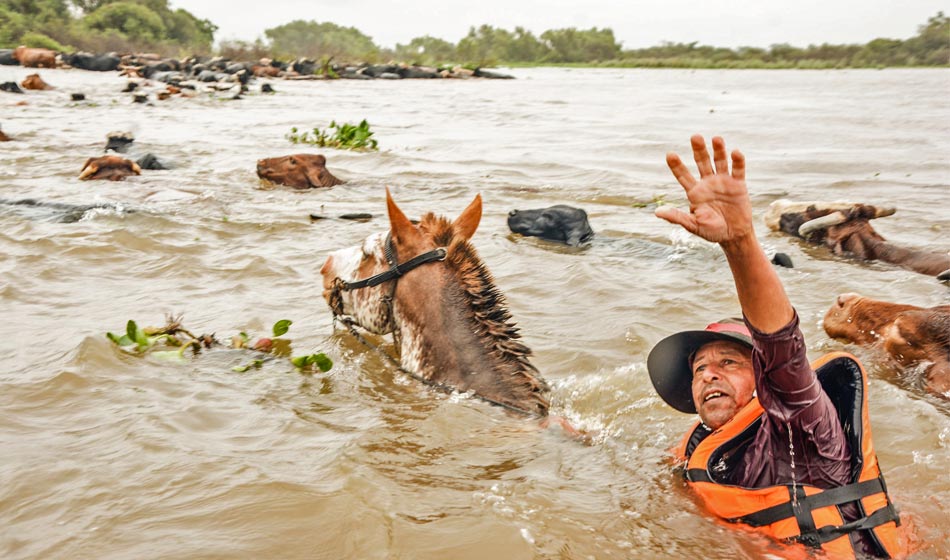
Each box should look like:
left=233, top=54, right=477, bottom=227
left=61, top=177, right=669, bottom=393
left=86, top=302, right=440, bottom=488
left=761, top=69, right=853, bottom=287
left=1, top=66, right=948, bottom=559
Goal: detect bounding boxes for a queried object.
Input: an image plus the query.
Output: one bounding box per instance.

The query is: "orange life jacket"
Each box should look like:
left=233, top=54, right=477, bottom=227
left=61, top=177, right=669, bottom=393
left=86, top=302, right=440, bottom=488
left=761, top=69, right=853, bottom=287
left=673, top=352, right=902, bottom=559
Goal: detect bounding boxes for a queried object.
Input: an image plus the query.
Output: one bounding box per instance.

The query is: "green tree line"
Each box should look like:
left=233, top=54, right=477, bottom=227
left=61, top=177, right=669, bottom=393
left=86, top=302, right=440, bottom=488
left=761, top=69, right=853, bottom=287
left=2, top=4, right=946, bottom=69
left=224, top=14, right=947, bottom=68
left=0, top=0, right=215, bottom=54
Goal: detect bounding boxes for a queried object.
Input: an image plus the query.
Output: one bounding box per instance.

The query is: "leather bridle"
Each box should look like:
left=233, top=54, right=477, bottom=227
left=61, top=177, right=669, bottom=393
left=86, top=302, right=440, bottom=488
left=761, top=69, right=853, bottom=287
left=327, top=233, right=446, bottom=339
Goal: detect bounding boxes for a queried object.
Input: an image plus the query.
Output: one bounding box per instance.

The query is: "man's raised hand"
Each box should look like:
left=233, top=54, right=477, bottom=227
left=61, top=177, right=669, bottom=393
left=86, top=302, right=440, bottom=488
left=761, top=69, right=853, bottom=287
left=655, top=135, right=754, bottom=245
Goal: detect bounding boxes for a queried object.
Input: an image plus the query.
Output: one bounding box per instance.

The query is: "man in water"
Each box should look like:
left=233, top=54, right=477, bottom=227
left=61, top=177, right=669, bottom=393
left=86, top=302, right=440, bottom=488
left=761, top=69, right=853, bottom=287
left=646, top=135, right=901, bottom=558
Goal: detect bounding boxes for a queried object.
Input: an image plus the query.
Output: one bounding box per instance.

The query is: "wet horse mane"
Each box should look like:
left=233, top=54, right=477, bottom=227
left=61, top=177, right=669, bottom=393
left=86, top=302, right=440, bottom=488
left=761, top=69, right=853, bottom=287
left=416, top=212, right=550, bottom=412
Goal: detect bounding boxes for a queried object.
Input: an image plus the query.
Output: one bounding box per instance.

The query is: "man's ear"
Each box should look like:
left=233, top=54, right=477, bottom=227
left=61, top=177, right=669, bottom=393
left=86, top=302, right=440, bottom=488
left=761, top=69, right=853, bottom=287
left=452, top=193, right=482, bottom=240
left=386, top=187, right=422, bottom=245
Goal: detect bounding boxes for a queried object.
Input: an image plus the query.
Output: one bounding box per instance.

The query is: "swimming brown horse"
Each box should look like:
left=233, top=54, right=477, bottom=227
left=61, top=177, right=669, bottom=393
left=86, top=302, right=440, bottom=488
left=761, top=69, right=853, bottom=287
left=320, top=189, right=551, bottom=417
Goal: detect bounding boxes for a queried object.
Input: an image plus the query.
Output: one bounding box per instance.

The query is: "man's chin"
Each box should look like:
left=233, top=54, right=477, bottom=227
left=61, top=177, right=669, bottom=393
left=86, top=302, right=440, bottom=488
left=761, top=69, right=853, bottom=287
left=699, top=404, right=737, bottom=430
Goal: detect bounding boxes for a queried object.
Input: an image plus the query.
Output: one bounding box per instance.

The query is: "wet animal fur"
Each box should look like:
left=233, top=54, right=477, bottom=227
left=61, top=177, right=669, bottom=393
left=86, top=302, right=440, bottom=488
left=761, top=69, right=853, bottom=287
left=420, top=212, right=549, bottom=412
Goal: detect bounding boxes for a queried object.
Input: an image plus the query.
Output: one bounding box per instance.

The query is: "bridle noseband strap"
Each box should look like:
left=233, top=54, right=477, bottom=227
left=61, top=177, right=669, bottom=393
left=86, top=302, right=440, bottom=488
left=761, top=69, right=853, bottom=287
left=341, top=235, right=447, bottom=291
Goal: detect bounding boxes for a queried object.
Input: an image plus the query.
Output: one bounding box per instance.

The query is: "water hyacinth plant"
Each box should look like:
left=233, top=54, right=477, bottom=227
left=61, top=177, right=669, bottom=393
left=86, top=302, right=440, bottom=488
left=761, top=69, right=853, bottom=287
left=285, top=120, right=379, bottom=151
left=106, top=315, right=332, bottom=373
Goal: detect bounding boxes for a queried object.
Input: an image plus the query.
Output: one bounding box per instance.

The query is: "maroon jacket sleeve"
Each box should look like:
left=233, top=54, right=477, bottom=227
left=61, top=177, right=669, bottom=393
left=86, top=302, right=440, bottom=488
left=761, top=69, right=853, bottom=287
left=739, top=311, right=851, bottom=490
left=746, top=311, right=824, bottom=419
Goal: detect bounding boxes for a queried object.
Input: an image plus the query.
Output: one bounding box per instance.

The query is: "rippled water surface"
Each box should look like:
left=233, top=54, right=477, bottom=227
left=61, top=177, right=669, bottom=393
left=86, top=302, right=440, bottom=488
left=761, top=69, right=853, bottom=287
left=1, top=66, right=949, bottom=559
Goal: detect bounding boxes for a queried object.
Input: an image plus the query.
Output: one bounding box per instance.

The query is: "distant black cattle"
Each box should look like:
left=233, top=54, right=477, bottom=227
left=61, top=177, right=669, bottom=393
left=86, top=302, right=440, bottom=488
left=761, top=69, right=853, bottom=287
left=65, top=52, right=120, bottom=72
left=104, top=131, right=170, bottom=170
left=1, top=81, right=24, bottom=94
left=0, top=198, right=132, bottom=223
left=508, top=205, right=594, bottom=246
left=0, top=49, right=17, bottom=65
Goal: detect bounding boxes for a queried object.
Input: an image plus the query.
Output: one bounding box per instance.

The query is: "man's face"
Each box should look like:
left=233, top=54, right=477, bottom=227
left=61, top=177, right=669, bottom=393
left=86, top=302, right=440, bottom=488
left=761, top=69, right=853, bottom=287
left=690, top=340, right=755, bottom=430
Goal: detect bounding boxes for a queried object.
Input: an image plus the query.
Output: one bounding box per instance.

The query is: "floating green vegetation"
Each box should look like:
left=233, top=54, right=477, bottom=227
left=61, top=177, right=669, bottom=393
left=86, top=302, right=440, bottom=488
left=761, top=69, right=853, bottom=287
left=106, top=315, right=332, bottom=373
left=286, top=120, right=379, bottom=151
left=631, top=194, right=670, bottom=208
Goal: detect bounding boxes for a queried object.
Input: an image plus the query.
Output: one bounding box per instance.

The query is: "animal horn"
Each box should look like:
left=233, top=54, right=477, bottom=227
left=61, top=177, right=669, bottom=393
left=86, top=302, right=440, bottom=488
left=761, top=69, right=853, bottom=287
left=78, top=162, right=99, bottom=180
left=798, top=211, right=847, bottom=237
left=872, top=206, right=896, bottom=219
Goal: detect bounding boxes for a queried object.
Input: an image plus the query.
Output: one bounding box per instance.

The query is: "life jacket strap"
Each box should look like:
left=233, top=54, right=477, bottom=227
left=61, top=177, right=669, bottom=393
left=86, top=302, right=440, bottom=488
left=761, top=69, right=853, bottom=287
left=683, top=473, right=901, bottom=548
left=811, top=505, right=900, bottom=545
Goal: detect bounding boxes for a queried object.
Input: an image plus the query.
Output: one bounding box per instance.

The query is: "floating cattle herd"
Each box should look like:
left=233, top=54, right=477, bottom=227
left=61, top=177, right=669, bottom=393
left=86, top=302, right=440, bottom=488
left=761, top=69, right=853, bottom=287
left=0, top=45, right=514, bottom=83
left=2, top=45, right=948, bottom=402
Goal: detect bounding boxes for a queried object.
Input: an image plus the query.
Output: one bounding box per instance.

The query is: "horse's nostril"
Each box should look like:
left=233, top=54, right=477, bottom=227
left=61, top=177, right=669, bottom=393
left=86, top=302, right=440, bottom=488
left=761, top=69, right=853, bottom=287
left=320, top=255, right=334, bottom=276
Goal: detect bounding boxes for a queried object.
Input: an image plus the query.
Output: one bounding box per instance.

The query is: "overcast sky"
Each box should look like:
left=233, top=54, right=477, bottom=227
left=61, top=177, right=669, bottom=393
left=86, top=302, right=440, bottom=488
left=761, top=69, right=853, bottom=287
left=170, top=0, right=946, bottom=50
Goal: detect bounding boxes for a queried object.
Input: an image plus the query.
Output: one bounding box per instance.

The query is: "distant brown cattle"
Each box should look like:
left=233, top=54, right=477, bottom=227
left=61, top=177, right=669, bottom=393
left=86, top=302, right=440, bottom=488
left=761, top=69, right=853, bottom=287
left=824, top=293, right=950, bottom=398
left=13, top=46, right=57, bottom=68
left=765, top=200, right=950, bottom=278
left=256, top=154, right=344, bottom=189
left=79, top=156, right=142, bottom=181
left=0, top=127, right=10, bottom=142
left=21, top=73, right=53, bottom=90
left=252, top=65, right=280, bottom=77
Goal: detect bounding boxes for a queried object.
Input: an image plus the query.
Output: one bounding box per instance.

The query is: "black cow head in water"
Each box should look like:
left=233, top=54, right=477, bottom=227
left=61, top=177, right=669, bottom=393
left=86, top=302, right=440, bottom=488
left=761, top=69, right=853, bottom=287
left=507, top=205, right=594, bottom=246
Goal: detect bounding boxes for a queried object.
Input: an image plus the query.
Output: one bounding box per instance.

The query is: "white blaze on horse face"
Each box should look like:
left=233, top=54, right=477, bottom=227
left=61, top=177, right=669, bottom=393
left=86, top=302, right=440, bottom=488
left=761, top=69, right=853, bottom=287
left=322, top=231, right=394, bottom=334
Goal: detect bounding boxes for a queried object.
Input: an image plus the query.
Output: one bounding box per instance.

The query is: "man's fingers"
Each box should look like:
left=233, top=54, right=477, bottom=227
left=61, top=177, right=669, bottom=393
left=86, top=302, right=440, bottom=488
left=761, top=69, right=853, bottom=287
left=655, top=206, right=698, bottom=234
left=666, top=152, right=696, bottom=190
left=731, top=149, right=745, bottom=181
left=691, top=134, right=714, bottom=178
left=712, top=136, right=728, bottom=174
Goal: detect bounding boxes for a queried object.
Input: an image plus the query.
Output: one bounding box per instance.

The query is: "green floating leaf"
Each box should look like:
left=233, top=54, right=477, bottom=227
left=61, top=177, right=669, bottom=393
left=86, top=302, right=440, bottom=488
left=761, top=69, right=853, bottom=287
left=106, top=332, right=133, bottom=346
left=272, top=319, right=292, bottom=337
left=126, top=320, right=138, bottom=342
left=126, top=320, right=150, bottom=350
left=291, top=353, right=333, bottom=372
left=312, top=353, right=333, bottom=372
left=232, top=359, right=265, bottom=373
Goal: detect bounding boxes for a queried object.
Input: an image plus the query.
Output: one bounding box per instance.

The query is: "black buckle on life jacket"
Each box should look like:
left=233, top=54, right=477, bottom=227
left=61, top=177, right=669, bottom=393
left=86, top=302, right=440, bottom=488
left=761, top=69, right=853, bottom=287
left=726, top=476, right=899, bottom=549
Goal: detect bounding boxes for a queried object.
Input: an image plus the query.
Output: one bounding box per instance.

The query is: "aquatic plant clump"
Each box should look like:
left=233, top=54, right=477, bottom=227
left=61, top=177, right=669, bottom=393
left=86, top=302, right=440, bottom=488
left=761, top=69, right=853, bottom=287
left=105, top=315, right=332, bottom=373
left=286, top=120, right=379, bottom=151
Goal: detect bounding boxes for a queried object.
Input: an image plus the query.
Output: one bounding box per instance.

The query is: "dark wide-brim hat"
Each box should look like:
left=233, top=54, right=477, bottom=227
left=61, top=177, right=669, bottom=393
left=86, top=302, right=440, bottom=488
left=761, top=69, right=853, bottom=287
left=647, top=319, right=754, bottom=414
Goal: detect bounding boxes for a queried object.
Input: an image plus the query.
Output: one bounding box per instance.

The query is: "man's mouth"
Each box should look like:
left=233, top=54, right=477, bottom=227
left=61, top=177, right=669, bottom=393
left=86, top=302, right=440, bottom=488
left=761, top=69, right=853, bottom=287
left=703, top=391, right=726, bottom=403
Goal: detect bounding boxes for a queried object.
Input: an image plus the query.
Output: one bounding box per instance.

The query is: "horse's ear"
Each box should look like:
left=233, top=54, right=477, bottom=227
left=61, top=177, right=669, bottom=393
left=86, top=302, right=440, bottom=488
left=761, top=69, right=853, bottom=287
left=452, top=193, right=482, bottom=240
left=386, top=187, right=420, bottom=244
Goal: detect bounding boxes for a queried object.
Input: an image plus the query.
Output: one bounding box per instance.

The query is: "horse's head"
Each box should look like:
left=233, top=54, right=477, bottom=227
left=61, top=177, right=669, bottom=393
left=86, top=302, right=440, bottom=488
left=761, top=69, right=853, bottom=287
left=320, top=189, right=550, bottom=416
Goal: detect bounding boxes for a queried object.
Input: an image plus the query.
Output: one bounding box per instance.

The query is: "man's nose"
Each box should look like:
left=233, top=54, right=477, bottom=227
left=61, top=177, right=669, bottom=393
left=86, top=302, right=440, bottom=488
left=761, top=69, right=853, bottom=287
left=699, top=367, right=723, bottom=383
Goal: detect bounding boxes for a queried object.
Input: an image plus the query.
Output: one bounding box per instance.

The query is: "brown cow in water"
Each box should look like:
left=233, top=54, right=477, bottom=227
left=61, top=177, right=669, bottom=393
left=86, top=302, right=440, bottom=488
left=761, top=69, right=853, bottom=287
left=21, top=73, right=53, bottom=90
left=765, top=200, right=950, bottom=279
left=79, top=156, right=142, bottom=181
left=13, top=46, right=57, bottom=68
left=256, top=154, right=344, bottom=189
left=824, top=293, right=950, bottom=398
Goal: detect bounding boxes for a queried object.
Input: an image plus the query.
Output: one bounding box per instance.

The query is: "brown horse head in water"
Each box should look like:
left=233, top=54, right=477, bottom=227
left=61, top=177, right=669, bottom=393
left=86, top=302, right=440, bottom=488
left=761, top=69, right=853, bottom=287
left=320, top=189, right=550, bottom=416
